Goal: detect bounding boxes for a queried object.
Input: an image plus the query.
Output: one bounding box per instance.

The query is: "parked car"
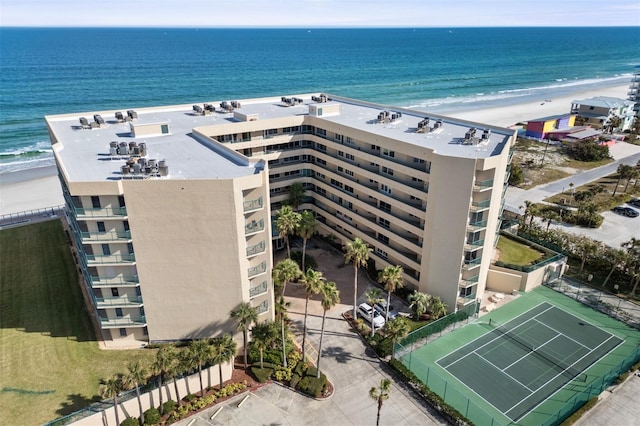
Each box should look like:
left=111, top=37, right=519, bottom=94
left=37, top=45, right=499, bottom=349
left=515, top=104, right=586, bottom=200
left=357, top=302, right=386, bottom=329
left=628, top=198, right=640, bottom=209
left=612, top=206, right=639, bottom=218
left=374, top=301, right=399, bottom=320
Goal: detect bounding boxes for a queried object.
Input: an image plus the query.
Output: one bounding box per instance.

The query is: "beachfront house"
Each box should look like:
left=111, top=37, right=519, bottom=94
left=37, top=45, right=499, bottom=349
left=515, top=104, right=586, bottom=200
left=525, top=114, right=576, bottom=139
left=570, top=96, right=635, bottom=132
left=46, top=94, right=515, bottom=346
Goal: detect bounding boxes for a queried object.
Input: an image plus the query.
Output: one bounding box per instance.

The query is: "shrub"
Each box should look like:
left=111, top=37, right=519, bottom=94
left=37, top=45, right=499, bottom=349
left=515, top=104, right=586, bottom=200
left=367, top=334, right=393, bottom=357
left=143, top=407, right=161, bottom=425
left=294, top=359, right=307, bottom=376
left=297, top=371, right=328, bottom=398
left=249, top=346, right=283, bottom=365
left=120, top=418, right=139, bottom=426
left=274, top=367, right=293, bottom=382
left=290, top=373, right=301, bottom=389
left=162, top=400, right=177, bottom=414
left=290, top=250, right=318, bottom=270
left=560, top=397, right=598, bottom=425
left=251, top=366, right=273, bottom=383
left=287, top=349, right=302, bottom=367
left=184, top=393, right=197, bottom=403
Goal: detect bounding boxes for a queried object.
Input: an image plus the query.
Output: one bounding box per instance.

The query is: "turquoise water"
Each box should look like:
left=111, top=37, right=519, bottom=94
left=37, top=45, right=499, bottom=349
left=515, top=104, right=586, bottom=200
left=1, top=27, right=638, bottom=172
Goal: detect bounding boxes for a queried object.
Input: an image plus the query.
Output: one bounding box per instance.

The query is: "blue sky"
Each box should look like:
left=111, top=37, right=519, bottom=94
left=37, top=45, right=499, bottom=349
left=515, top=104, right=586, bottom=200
left=2, top=0, right=639, bottom=27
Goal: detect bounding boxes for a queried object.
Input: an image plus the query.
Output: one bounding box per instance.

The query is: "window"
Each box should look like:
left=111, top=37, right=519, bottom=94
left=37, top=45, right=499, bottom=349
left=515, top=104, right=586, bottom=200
left=380, top=184, right=392, bottom=194
left=143, top=327, right=149, bottom=336
left=338, top=151, right=344, bottom=157
left=371, top=144, right=380, bottom=151
left=379, top=201, right=391, bottom=213
left=413, top=157, right=425, bottom=164
left=377, top=233, right=390, bottom=244
left=345, top=153, right=355, bottom=161
left=315, top=171, right=326, bottom=179
left=346, top=136, right=355, bottom=145
left=345, top=169, right=354, bottom=177
left=376, top=248, right=388, bottom=259
left=337, top=166, right=344, bottom=173
left=316, top=143, right=326, bottom=152
left=284, top=155, right=300, bottom=163
left=382, top=149, right=395, bottom=158
left=161, top=124, right=169, bottom=134
left=102, top=244, right=111, bottom=256
left=345, top=185, right=354, bottom=194
left=316, top=158, right=326, bottom=166
left=334, top=133, right=343, bottom=142
left=111, top=287, right=119, bottom=297
left=378, top=218, right=390, bottom=228
left=115, top=308, right=123, bottom=317
left=330, top=179, right=343, bottom=189
left=412, top=177, right=423, bottom=183
left=118, top=195, right=125, bottom=207
left=127, top=243, right=134, bottom=254
left=119, top=328, right=127, bottom=337
left=264, top=128, right=278, bottom=137
left=242, top=132, right=252, bottom=141
left=382, top=166, right=394, bottom=176
left=316, top=128, right=326, bottom=136
left=91, top=196, right=101, bottom=208
left=97, top=222, right=105, bottom=232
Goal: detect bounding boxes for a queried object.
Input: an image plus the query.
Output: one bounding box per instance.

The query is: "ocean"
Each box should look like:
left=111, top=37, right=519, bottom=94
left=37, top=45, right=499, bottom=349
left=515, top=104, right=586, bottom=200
left=1, top=27, right=638, bottom=173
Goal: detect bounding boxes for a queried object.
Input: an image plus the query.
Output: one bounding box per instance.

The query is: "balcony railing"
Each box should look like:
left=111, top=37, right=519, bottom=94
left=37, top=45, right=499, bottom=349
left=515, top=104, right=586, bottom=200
left=248, top=261, right=267, bottom=278
left=80, top=230, right=132, bottom=242
left=243, top=197, right=263, bottom=212
left=470, top=200, right=491, bottom=212
left=473, top=178, right=494, bottom=191
left=459, top=275, right=480, bottom=288
left=246, top=241, right=266, bottom=257
left=95, top=296, right=143, bottom=307
left=467, top=220, right=487, bottom=231
left=99, top=316, right=147, bottom=328
left=457, top=293, right=477, bottom=306
left=462, top=257, right=482, bottom=270
left=245, top=219, right=265, bottom=235
left=86, top=253, right=136, bottom=265
left=73, top=206, right=127, bottom=218
left=256, top=300, right=268, bottom=314
left=464, top=239, right=484, bottom=250
left=249, top=281, right=268, bottom=298
left=90, top=275, right=139, bottom=287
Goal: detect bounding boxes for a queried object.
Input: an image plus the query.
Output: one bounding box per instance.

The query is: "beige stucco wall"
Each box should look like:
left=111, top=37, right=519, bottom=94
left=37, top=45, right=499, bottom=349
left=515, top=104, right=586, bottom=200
left=488, top=257, right=567, bottom=293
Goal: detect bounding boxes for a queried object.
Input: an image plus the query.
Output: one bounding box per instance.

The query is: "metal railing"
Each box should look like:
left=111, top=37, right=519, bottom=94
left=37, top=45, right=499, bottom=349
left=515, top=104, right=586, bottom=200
left=85, top=253, right=136, bottom=264
left=98, top=316, right=146, bottom=328
left=249, top=281, right=268, bottom=298
left=95, top=296, right=143, bottom=307
left=245, top=219, right=265, bottom=235
left=90, top=275, right=139, bottom=287
left=248, top=261, right=267, bottom=278
left=80, top=230, right=131, bottom=242
left=73, top=206, right=127, bottom=218
left=246, top=241, right=266, bottom=256
left=243, top=197, right=263, bottom=212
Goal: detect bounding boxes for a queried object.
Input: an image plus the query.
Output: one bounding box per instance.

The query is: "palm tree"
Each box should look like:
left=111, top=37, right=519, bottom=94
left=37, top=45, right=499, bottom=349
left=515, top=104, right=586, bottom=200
left=377, top=265, right=404, bottom=321
left=344, top=237, right=372, bottom=318
left=287, top=182, right=306, bottom=211
left=188, top=339, right=212, bottom=396
left=152, top=345, right=176, bottom=414
left=520, top=200, right=533, bottom=227
left=622, top=238, right=640, bottom=295
left=251, top=321, right=276, bottom=368
left=365, top=288, right=384, bottom=337
left=210, top=334, right=237, bottom=390
left=541, top=210, right=560, bottom=231
left=602, top=248, right=628, bottom=288
left=297, top=210, right=317, bottom=271
left=272, top=258, right=302, bottom=296
left=369, top=378, right=391, bottom=426
left=275, top=205, right=301, bottom=258
left=164, top=347, right=182, bottom=405
left=100, top=374, right=124, bottom=426
left=429, top=296, right=448, bottom=319
left=300, top=268, right=326, bottom=359
left=384, top=317, right=411, bottom=358
left=577, top=237, right=600, bottom=272
left=275, top=295, right=291, bottom=367
left=230, top=302, right=258, bottom=369
left=613, top=164, right=633, bottom=197
left=123, top=361, right=147, bottom=426
left=408, top=291, right=431, bottom=320
left=317, top=281, right=340, bottom=378
left=624, top=168, right=639, bottom=192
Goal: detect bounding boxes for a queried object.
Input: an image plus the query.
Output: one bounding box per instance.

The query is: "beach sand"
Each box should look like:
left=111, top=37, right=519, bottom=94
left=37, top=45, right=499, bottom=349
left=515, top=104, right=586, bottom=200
left=0, top=83, right=632, bottom=215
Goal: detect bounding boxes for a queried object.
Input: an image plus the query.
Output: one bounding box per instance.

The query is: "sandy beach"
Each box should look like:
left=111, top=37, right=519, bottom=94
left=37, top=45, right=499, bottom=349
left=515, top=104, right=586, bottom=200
left=0, top=83, right=632, bottom=216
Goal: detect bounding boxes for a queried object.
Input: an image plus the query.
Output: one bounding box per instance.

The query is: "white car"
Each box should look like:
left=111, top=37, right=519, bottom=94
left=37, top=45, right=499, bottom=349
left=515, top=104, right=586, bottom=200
left=357, top=302, right=386, bottom=329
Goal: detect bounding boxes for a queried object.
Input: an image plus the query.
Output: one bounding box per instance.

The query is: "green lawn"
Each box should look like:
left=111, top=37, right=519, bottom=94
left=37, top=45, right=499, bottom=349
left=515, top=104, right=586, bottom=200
left=496, top=235, right=544, bottom=265
left=0, top=221, right=156, bottom=425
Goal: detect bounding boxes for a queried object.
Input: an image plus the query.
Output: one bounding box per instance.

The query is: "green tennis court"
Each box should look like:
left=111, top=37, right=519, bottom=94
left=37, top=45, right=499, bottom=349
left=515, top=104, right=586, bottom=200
left=437, top=302, right=622, bottom=422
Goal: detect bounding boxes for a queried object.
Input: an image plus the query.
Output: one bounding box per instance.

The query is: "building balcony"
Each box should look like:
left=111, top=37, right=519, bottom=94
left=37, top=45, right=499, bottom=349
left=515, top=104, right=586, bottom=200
left=99, top=316, right=147, bottom=328
left=80, top=230, right=132, bottom=242
left=467, top=220, right=487, bottom=232
left=249, top=280, right=269, bottom=298
left=95, top=295, right=143, bottom=308
left=255, top=300, right=269, bottom=315
left=470, top=200, right=491, bottom=212
left=243, top=197, right=264, bottom=212
left=73, top=206, right=127, bottom=219
left=462, top=257, right=482, bottom=270
left=457, top=293, right=477, bottom=307
left=464, top=239, right=484, bottom=251
left=248, top=261, right=267, bottom=278
left=90, top=275, right=139, bottom=287
left=473, top=178, right=494, bottom=192
left=245, top=219, right=265, bottom=235
left=86, top=253, right=136, bottom=265
left=246, top=241, right=266, bottom=257
left=459, top=275, right=480, bottom=288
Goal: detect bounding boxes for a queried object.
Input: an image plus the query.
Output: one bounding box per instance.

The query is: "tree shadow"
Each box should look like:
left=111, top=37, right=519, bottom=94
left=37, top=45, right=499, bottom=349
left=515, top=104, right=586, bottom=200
left=56, top=393, right=102, bottom=417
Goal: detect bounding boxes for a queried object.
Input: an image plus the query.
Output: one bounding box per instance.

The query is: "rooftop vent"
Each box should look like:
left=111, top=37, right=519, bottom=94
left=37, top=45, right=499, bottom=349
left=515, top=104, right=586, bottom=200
left=119, top=156, right=168, bottom=179
left=481, top=129, right=491, bottom=140
left=377, top=111, right=402, bottom=124
left=193, top=105, right=204, bottom=115
left=281, top=97, right=303, bottom=107
left=79, top=117, right=90, bottom=129
left=127, top=110, right=138, bottom=120
left=204, top=103, right=215, bottom=113
left=94, top=114, right=105, bottom=126
left=220, top=101, right=234, bottom=112
left=115, top=112, right=124, bottom=122
left=311, top=95, right=328, bottom=103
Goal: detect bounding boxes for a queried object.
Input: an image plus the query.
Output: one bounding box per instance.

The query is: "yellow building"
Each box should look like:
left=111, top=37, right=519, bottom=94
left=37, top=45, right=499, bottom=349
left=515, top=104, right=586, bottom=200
left=47, top=93, right=515, bottom=346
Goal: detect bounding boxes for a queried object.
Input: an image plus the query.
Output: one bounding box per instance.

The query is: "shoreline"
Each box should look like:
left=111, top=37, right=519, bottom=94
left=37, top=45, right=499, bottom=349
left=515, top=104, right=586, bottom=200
left=0, top=82, right=634, bottom=215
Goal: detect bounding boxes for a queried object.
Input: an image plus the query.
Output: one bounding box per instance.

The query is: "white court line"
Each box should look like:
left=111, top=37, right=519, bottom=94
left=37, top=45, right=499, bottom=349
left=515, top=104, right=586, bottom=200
left=477, top=351, right=534, bottom=393
left=532, top=317, right=590, bottom=350
left=505, top=334, right=622, bottom=418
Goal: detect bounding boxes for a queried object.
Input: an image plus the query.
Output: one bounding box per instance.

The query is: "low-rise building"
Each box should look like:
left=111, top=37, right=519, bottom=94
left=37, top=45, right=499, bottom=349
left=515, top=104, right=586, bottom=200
left=570, top=96, right=635, bottom=131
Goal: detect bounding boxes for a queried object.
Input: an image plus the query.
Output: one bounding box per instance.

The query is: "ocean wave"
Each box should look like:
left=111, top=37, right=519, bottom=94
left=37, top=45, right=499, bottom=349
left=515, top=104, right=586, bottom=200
left=0, top=153, right=55, bottom=174
left=0, top=140, right=52, bottom=158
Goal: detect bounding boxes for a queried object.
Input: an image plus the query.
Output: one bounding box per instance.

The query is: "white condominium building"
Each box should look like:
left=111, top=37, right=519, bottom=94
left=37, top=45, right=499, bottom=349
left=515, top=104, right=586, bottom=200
left=47, top=93, right=515, bottom=345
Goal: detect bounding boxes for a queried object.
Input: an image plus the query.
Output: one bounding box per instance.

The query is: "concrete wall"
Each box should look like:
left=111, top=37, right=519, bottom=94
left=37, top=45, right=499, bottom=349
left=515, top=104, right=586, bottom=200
left=72, top=362, right=233, bottom=426
left=487, top=257, right=566, bottom=293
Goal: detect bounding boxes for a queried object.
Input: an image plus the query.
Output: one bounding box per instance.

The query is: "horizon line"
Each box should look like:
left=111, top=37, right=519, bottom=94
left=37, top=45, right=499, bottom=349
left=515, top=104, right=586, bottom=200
left=1, top=25, right=639, bottom=30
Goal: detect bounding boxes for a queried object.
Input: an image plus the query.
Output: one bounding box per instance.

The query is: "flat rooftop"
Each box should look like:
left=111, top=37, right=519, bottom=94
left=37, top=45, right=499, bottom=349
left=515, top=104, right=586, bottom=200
left=46, top=93, right=514, bottom=182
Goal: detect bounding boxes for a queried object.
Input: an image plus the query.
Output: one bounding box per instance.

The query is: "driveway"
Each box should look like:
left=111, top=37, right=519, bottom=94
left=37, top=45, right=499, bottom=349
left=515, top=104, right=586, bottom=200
left=175, top=242, right=445, bottom=426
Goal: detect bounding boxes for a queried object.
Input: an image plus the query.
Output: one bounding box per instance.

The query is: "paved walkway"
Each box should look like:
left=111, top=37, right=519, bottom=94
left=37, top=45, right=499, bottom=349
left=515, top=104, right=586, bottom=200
left=575, top=373, right=640, bottom=426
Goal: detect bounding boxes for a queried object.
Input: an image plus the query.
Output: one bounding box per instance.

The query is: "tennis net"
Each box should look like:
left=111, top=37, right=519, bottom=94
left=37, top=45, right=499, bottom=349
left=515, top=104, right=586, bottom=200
left=489, top=319, right=586, bottom=382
